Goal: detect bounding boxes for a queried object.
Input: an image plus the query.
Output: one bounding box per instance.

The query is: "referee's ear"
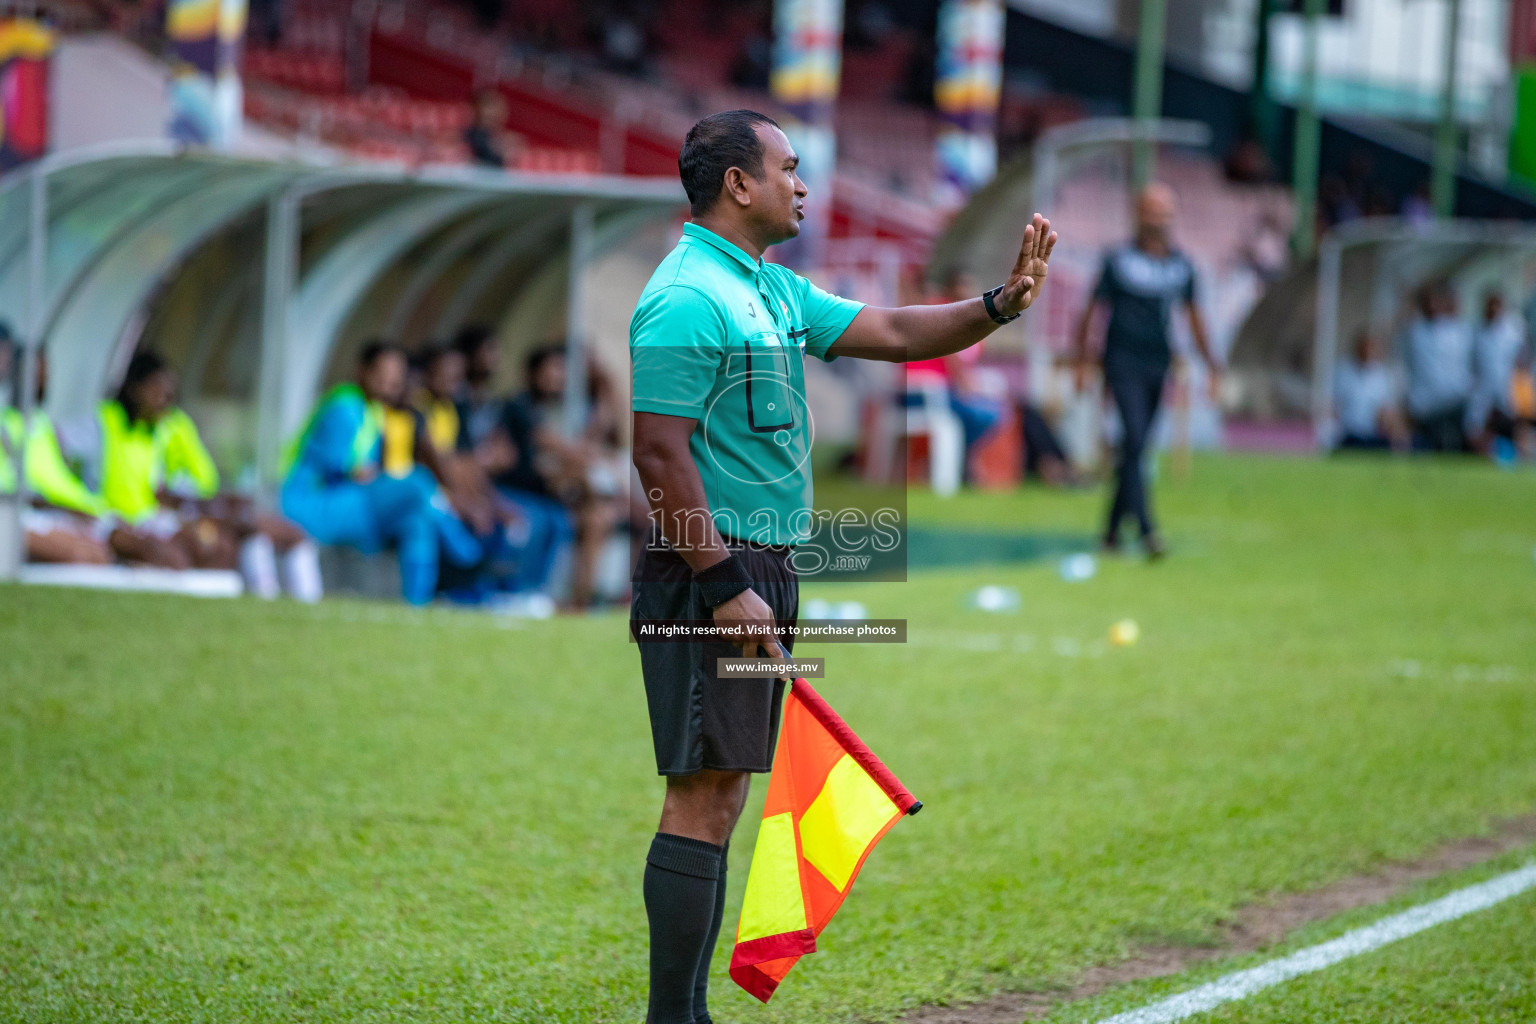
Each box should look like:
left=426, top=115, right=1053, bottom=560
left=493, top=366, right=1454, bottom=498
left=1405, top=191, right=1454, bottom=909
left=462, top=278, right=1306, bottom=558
left=720, top=166, right=754, bottom=211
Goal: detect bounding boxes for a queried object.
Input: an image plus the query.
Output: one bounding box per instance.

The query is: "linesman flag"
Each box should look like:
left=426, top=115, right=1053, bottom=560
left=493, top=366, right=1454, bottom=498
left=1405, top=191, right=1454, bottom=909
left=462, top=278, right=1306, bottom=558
left=730, top=678, right=922, bottom=1001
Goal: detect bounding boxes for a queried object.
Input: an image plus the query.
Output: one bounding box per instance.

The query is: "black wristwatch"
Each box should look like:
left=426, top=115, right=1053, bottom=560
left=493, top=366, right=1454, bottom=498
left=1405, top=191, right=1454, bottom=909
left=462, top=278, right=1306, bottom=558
left=982, top=285, right=1020, bottom=325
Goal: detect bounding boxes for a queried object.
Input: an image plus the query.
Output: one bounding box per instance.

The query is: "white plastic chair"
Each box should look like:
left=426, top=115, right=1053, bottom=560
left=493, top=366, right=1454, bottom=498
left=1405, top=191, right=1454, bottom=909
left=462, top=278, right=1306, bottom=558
left=866, top=371, right=964, bottom=497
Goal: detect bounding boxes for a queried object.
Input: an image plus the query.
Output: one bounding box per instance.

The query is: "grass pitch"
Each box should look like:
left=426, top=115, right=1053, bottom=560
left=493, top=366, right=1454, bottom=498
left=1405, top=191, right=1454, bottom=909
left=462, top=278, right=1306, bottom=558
left=2, top=454, right=1534, bottom=1023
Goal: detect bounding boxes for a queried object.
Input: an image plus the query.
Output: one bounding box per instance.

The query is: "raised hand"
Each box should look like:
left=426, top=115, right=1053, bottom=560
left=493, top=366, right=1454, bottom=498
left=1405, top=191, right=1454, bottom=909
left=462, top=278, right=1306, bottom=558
left=994, top=213, right=1058, bottom=317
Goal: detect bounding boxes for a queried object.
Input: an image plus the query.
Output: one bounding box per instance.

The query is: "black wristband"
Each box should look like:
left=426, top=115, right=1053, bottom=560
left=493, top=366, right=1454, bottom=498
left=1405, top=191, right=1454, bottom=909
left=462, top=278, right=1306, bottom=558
left=982, top=285, right=1021, bottom=325
left=693, top=552, right=754, bottom=609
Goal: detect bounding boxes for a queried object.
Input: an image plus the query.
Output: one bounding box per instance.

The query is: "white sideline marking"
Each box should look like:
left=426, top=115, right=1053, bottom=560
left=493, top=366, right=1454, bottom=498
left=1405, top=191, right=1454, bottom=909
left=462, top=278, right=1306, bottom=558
left=1092, top=861, right=1536, bottom=1024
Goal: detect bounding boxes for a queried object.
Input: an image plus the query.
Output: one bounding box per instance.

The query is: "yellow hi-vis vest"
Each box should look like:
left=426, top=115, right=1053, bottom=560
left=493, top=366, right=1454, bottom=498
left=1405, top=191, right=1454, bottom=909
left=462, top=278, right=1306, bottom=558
left=157, top=408, right=219, bottom=498
left=1, top=408, right=111, bottom=517
left=97, top=402, right=221, bottom=522
left=98, top=400, right=166, bottom=524
left=0, top=408, right=17, bottom=495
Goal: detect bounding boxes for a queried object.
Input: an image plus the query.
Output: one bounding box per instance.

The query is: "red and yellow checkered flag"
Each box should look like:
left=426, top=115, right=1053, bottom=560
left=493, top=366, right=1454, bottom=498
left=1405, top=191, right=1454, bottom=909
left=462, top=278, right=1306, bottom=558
left=729, top=678, right=922, bottom=1002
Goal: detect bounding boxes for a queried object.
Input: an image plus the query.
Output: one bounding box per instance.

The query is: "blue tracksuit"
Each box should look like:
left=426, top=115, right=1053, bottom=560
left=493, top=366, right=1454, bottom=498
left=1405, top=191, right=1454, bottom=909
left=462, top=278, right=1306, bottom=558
left=281, top=389, right=479, bottom=604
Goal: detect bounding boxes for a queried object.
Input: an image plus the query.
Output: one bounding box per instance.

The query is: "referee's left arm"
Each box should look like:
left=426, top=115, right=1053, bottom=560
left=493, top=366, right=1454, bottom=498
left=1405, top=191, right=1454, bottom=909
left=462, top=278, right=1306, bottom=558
left=830, top=213, right=1057, bottom=363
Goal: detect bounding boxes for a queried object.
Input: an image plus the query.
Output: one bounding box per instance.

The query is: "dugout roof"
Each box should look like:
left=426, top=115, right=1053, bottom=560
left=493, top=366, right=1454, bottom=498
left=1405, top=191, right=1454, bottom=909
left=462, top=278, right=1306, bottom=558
left=0, top=144, right=684, bottom=487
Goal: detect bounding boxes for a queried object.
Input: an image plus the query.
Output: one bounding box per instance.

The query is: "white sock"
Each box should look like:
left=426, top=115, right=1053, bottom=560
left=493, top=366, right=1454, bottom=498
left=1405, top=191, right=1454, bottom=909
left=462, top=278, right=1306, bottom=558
left=280, top=539, right=323, bottom=603
left=239, top=534, right=280, bottom=600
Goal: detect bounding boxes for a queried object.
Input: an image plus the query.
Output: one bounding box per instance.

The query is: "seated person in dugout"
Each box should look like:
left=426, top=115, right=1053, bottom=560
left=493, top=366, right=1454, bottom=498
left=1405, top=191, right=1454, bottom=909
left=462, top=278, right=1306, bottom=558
left=1466, top=288, right=1536, bottom=459
left=505, top=343, right=628, bottom=609
left=281, top=341, right=481, bottom=606
left=59, top=351, right=321, bottom=600
left=1334, top=329, right=1410, bottom=451
left=1400, top=281, right=1474, bottom=452
left=0, top=347, right=162, bottom=566
left=902, top=271, right=1007, bottom=480
left=410, top=343, right=564, bottom=599
left=1018, top=398, right=1081, bottom=487
left=2, top=348, right=227, bottom=570
left=452, top=328, right=578, bottom=600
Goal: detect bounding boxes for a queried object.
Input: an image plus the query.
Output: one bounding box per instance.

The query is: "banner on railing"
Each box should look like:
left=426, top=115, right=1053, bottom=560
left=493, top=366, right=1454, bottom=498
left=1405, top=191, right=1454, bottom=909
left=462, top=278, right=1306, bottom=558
left=166, top=0, right=247, bottom=148
left=0, top=18, right=53, bottom=171
left=933, top=0, right=1004, bottom=209
left=771, top=0, right=844, bottom=269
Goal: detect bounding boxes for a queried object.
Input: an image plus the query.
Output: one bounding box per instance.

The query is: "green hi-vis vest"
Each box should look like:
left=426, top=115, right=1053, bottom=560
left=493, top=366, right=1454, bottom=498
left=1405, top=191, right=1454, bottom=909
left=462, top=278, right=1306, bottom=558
left=1, top=408, right=112, bottom=517
left=281, top=383, right=385, bottom=480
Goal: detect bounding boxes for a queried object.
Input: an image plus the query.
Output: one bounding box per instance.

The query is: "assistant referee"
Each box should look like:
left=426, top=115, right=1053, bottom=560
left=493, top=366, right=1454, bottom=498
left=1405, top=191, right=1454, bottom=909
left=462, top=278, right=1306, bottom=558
left=628, top=109, right=1056, bottom=1024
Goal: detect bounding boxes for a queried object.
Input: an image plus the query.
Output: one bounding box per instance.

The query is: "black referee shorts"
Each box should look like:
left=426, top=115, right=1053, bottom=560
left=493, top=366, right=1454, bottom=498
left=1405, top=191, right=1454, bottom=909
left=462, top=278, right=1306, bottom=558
left=630, top=531, right=799, bottom=776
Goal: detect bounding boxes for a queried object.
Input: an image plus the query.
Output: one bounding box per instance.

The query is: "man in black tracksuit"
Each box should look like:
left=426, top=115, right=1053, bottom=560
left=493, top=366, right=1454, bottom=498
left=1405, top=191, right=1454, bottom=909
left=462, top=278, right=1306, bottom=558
left=1073, top=183, right=1220, bottom=558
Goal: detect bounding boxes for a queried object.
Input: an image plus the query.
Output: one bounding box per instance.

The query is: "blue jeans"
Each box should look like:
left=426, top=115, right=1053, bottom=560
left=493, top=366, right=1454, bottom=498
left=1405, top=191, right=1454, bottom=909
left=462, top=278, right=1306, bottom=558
left=899, top=390, right=1005, bottom=471
left=495, top=489, right=574, bottom=594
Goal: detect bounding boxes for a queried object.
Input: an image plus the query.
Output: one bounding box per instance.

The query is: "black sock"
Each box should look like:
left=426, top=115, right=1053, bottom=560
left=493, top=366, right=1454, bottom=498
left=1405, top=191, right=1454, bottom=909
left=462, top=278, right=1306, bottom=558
left=644, top=833, right=723, bottom=1024
left=691, top=841, right=728, bottom=1024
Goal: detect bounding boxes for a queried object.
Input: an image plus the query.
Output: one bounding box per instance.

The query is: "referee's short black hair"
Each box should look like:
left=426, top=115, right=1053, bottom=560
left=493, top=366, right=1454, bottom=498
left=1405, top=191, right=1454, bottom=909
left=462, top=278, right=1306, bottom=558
left=679, top=109, right=781, bottom=217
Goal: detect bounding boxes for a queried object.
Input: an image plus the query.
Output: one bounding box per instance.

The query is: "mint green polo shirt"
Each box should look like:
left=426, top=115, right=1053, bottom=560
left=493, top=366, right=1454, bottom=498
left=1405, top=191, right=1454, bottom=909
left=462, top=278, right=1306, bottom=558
left=630, top=222, right=865, bottom=545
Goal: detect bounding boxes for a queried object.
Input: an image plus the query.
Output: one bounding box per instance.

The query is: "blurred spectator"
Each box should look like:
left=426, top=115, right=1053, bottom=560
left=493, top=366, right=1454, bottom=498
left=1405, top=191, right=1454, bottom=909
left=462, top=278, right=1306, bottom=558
left=1334, top=329, right=1409, bottom=451
left=1319, top=175, right=1361, bottom=228
left=1243, top=208, right=1290, bottom=284
left=1401, top=182, right=1434, bottom=227
left=730, top=29, right=773, bottom=90
left=1018, top=400, right=1079, bottom=487
left=453, top=327, right=576, bottom=602
left=901, top=271, right=1005, bottom=483
left=1400, top=282, right=1474, bottom=452
left=1222, top=132, right=1273, bottom=184
left=1466, top=289, right=1535, bottom=459
left=2, top=344, right=114, bottom=565
left=506, top=344, right=625, bottom=609
left=455, top=325, right=509, bottom=445
left=249, top=0, right=284, bottom=46
left=61, top=351, right=321, bottom=597
left=465, top=90, right=517, bottom=169
left=4, top=346, right=201, bottom=568
left=281, top=342, right=480, bottom=605
left=595, top=3, right=648, bottom=76
left=379, top=388, right=427, bottom=482
left=416, top=344, right=466, bottom=457
left=1511, top=352, right=1536, bottom=449
left=847, top=0, right=897, bottom=47
left=414, top=343, right=564, bottom=599
left=0, top=322, right=12, bottom=404
left=466, top=0, right=505, bottom=31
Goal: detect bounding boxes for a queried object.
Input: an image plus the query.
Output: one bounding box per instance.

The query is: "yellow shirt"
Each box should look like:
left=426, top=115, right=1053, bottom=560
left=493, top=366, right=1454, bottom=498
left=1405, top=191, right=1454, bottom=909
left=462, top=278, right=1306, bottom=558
left=415, top=394, right=460, bottom=454
left=381, top=406, right=418, bottom=478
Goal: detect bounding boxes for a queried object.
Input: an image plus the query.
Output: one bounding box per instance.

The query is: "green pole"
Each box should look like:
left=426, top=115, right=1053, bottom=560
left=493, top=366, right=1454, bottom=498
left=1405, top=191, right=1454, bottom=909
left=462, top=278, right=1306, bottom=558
left=1290, top=0, right=1326, bottom=260
left=1249, top=0, right=1278, bottom=159
left=1432, top=0, right=1462, bottom=218
left=1131, top=0, right=1168, bottom=189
